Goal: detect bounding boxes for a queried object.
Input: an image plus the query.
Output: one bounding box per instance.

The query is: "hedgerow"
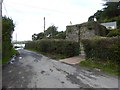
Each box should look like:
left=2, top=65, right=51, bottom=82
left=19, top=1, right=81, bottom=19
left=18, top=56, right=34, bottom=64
left=81, top=37, right=120, bottom=63
left=25, top=39, right=80, bottom=57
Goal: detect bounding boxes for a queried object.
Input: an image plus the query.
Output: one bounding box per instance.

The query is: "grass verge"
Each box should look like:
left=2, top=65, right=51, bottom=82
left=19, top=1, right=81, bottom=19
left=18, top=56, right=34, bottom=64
left=0, top=60, right=2, bottom=65
left=26, top=49, right=68, bottom=60
left=2, top=48, right=19, bottom=64
left=80, top=59, right=120, bottom=76
left=40, top=52, right=67, bottom=60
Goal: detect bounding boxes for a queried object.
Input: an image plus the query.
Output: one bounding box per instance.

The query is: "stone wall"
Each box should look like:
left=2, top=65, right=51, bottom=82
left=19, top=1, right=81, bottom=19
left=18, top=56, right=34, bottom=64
left=66, top=22, right=108, bottom=42
left=80, top=24, right=95, bottom=40
left=66, top=25, right=80, bottom=42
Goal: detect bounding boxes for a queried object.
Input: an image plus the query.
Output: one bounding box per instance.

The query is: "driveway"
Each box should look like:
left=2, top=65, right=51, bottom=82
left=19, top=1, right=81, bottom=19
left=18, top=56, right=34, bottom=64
left=2, top=49, right=119, bottom=88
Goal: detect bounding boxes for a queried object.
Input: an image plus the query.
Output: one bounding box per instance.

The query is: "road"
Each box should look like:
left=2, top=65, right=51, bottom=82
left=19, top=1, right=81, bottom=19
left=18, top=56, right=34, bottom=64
left=2, top=49, right=119, bottom=88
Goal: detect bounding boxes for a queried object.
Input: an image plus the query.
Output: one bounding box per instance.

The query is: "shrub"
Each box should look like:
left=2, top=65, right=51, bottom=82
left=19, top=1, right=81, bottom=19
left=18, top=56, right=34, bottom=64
left=2, top=16, right=15, bottom=64
left=25, top=39, right=80, bottom=57
left=107, top=30, right=120, bottom=37
left=81, top=37, right=120, bottom=63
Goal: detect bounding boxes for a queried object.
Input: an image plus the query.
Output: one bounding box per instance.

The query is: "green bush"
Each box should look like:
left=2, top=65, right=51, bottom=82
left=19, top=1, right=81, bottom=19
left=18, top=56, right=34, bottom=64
left=2, top=16, right=15, bottom=64
left=25, top=39, right=80, bottom=57
left=107, top=30, right=120, bottom=37
left=81, top=37, right=120, bottom=63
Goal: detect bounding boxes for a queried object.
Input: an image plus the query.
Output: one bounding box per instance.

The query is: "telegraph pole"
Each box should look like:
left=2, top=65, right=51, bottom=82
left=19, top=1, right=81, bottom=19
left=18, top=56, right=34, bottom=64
left=0, top=0, right=3, bottom=36
left=44, top=17, right=45, bottom=32
left=0, top=0, right=3, bottom=44
left=16, top=33, right=17, bottom=42
left=0, top=1, right=3, bottom=90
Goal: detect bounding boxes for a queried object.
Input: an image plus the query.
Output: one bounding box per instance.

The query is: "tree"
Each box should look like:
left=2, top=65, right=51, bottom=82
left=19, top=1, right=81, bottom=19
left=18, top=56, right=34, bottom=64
left=44, top=25, right=58, bottom=38
left=2, top=16, right=15, bottom=61
left=32, top=32, right=45, bottom=41
left=88, top=16, right=94, bottom=22
left=55, top=31, right=66, bottom=39
left=32, top=33, right=37, bottom=41
left=103, top=2, right=120, bottom=19
left=37, top=32, right=45, bottom=39
left=32, top=25, right=66, bottom=40
left=88, top=1, right=120, bottom=23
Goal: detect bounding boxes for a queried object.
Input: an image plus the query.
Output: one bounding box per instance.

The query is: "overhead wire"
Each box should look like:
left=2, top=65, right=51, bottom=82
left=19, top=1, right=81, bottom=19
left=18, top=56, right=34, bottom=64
left=2, top=2, right=9, bottom=17
left=4, top=1, right=65, bottom=15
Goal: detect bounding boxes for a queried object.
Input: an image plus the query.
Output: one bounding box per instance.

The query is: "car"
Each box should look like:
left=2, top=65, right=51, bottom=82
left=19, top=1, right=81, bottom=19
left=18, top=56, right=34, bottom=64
left=14, top=46, right=22, bottom=50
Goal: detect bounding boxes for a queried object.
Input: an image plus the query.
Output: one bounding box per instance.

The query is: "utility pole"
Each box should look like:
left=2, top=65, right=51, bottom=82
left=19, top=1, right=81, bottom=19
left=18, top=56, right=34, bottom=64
left=0, top=1, right=3, bottom=90
left=44, top=17, right=45, bottom=32
left=16, top=33, right=17, bottom=42
left=0, top=0, right=3, bottom=37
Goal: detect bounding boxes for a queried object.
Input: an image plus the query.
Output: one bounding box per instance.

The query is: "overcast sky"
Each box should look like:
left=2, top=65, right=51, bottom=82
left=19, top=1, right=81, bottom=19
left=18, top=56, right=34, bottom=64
left=2, top=0, right=104, bottom=41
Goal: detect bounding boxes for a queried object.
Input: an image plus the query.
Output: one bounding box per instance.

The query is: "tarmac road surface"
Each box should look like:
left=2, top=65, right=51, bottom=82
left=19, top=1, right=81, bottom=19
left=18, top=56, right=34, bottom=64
left=2, top=49, right=119, bottom=88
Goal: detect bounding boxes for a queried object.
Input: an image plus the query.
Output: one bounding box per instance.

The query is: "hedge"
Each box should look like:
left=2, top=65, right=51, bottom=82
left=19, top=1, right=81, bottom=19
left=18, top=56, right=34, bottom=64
left=25, top=39, right=80, bottom=57
left=81, top=37, right=120, bottom=63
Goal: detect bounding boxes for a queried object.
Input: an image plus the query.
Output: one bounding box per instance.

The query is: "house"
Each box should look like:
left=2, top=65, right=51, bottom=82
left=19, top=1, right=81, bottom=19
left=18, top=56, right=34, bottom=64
left=100, top=21, right=117, bottom=29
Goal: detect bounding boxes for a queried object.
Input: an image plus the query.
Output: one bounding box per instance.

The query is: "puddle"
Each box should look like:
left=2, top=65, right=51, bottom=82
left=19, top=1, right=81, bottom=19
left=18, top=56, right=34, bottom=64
left=22, top=76, right=24, bottom=79
left=66, top=74, right=90, bottom=88
left=50, top=69, right=53, bottom=72
left=8, top=70, right=12, bottom=73
left=34, top=59, right=39, bottom=62
left=19, top=57, right=22, bottom=60
left=41, top=70, right=45, bottom=74
left=18, top=72, right=22, bottom=74
left=61, top=81, right=64, bottom=84
left=16, top=62, right=23, bottom=66
left=26, top=65, right=33, bottom=69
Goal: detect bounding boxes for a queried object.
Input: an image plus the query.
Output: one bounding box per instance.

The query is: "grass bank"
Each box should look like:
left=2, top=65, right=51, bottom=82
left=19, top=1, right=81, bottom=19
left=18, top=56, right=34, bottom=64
left=2, top=48, right=19, bottom=64
left=80, top=59, right=120, bottom=76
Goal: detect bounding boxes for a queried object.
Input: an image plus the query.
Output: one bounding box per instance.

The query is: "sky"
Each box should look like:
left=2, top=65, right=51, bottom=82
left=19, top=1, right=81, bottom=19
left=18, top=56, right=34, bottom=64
left=2, top=0, right=104, bottom=41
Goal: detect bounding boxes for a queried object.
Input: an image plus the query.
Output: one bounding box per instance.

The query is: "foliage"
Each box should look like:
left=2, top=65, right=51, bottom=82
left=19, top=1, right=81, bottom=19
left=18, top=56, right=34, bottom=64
left=39, top=52, right=67, bottom=60
left=88, top=16, right=94, bottom=22
left=102, top=2, right=120, bottom=19
left=88, top=1, right=120, bottom=29
left=2, top=48, right=18, bottom=64
left=55, top=31, right=66, bottom=39
left=107, top=29, right=120, bottom=37
left=32, top=33, right=44, bottom=40
left=86, top=21, right=109, bottom=36
left=2, top=16, right=16, bottom=63
left=25, top=39, right=80, bottom=57
left=32, top=33, right=37, bottom=41
left=44, top=25, right=58, bottom=38
left=32, top=25, right=66, bottom=40
left=81, top=37, right=120, bottom=63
